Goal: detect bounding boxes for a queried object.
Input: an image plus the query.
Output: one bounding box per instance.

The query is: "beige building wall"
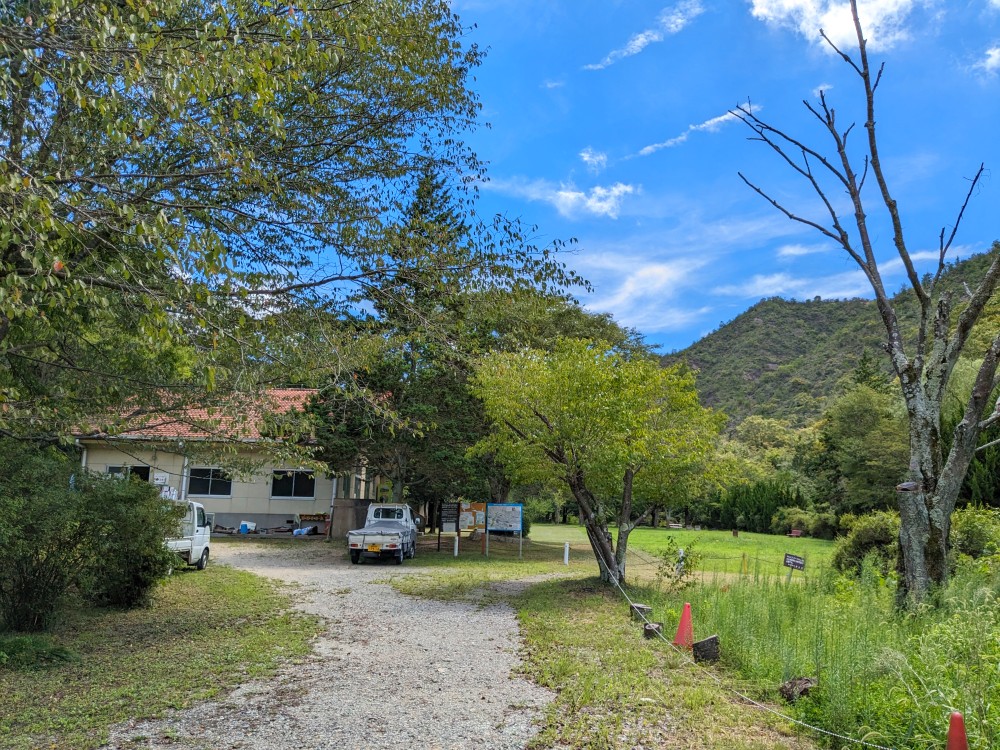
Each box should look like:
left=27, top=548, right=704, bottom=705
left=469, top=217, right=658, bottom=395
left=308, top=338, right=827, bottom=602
left=81, top=442, right=349, bottom=530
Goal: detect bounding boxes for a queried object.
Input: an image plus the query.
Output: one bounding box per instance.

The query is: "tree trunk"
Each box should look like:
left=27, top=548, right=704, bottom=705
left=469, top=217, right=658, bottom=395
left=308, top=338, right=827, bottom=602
left=613, top=468, right=635, bottom=579
left=566, top=470, right=620, bottom=583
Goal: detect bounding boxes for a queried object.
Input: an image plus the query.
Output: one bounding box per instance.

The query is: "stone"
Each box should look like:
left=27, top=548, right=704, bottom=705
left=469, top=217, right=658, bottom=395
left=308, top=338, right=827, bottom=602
left=692, top=635, right=720, bottom=663
left=643, top=622, right=664, bottom=639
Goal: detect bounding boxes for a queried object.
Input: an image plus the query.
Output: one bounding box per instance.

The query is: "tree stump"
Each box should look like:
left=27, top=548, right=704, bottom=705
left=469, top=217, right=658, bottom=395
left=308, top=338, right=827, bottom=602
left=643, top=622, right=664, bottom=639
left=630, top=603, right=653, bottom=621
left=692, top=635, right=720, bottom=663
left=779, top=677, right=817, bottom=702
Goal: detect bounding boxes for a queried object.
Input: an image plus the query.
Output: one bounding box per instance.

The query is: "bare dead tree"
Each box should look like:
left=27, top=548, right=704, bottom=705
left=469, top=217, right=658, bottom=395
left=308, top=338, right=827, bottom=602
left=732, top=0, right=1000, bottom=604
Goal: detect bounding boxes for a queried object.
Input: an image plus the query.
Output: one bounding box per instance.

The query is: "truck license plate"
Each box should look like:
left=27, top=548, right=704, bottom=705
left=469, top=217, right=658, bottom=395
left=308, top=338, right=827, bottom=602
left=367, top=544, right=380, bottom=552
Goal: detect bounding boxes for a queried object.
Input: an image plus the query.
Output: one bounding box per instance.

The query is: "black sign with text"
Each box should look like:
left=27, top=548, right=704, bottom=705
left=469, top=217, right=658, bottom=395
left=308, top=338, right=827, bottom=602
left=783, top=553, right=806, bottom=571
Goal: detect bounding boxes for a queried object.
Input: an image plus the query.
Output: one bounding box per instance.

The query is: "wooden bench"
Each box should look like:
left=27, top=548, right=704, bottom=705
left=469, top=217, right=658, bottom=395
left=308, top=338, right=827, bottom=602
left=786, top=529, right=803, bottom=538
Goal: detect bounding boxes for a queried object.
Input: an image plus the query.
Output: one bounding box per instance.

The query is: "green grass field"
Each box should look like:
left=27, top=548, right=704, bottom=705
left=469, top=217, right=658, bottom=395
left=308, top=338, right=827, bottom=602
left=530, top=523, right=835, bottom=579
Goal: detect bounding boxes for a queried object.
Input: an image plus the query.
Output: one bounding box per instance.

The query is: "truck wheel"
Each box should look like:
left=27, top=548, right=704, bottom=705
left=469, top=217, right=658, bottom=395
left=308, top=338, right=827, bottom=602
left=406, top=543, right=415, bottom=559
left=394, top=550, right=404, bottom=565
left=196, top=548, right=209, bottom=570
left=350, top=550, right=361, bottom=565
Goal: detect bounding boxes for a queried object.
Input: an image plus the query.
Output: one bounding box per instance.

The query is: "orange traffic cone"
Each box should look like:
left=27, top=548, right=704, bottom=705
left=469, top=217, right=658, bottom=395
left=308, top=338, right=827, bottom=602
left=673, top=602, right=693, bottom=649
left=946, top=712, right=969, bottom=750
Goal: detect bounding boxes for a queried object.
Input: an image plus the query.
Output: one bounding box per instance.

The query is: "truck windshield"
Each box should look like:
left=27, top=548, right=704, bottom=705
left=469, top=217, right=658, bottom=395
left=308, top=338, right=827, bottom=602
left=373, top=508, right=403, bottom=519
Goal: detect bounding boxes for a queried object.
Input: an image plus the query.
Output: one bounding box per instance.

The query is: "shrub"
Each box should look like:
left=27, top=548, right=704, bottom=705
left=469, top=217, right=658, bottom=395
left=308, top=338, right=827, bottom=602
left=770, top=506, right=814, bottom=535
left=808, top=511, right=838, bottom=540
left=0, top=443, right=90, bottom=632
left=0, top=439, right=183, bottom=630
left=831, top=510, right=899, bottom=575
left=77, top=475, right=184, bottom=609
left=950, top=506, right=1000, bottom=559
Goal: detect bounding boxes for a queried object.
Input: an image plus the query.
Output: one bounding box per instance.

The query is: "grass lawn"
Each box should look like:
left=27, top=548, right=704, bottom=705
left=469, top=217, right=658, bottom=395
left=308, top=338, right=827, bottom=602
left=0, top=566, right=320, bottom=750
left=531, top=522, right=835, bottom=580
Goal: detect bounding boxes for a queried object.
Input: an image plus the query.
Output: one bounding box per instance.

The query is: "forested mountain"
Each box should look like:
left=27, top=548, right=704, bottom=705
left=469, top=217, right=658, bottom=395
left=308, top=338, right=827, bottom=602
left=665, top=253, right=998, bottom=427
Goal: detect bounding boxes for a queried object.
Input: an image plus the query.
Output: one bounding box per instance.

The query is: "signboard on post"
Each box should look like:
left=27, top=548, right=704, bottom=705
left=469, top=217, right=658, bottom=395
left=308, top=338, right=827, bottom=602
left=437, top=502, right=460, bottom=552
left=783, top=553, right=805, bottom=571
left=459, top=502, right=486, bottom=531
left=486, top=503, right=522, bottom=532
left=440, top=502, right=460, bottom=533
left=485, top=503, right=524, bottom=559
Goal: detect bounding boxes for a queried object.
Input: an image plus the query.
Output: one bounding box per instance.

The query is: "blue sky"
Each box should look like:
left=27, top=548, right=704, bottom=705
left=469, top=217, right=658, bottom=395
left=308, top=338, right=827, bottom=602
left=452, top=0, right=1000, bottom=353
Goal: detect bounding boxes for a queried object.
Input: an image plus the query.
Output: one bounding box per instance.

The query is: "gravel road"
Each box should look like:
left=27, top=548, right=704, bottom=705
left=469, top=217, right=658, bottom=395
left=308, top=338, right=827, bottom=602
left=103, top=541, right=554, bottom=750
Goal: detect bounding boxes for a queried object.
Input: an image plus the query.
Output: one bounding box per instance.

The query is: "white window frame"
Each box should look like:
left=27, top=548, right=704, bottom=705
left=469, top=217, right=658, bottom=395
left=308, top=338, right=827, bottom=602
left=187, top=466, right=233, bottom=498
left=270, top=469, right=316, bottom=500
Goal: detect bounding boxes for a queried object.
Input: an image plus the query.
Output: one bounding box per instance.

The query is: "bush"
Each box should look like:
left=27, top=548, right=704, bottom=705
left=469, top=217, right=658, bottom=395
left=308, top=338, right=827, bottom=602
left=77, top=475, right=183, bottom=609
left=0, top=439, right=183, bottom=631
left=950, top=506, right=1000, bottom=559
left=831, top=510, right=899, bottom=575
left=770, top=506, right=814, bottom=535
left=0, top=443, right=90, bottom=632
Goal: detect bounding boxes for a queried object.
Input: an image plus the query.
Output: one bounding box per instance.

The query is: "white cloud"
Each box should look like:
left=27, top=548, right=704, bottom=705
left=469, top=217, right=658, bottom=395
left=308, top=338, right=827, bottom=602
left=777, top=243, right=829, bottom=257
left=638, top=110, right=740, bottom=156
left=581, top=254, right=711, bottom=331
left=541, top=79, right=565, bottom=89
left=579, top=147, right=608, bottom=173
left=749, top=0, right=918, bottom=51
left=713, top=270, right=870, bottom=299
left=813, top=82, right=833, bottom=98
left=485, top=178, right=637, bottom=219
left=584, top=0, right=703, bottom=70
left=975, top=45, right=1000, bottom=74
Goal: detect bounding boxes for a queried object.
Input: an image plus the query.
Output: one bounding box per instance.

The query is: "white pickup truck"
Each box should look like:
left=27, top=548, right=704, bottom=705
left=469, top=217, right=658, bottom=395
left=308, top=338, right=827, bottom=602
left=166, top=500, right=212, bottom=570
left=347, top=504, right=418, bottom=565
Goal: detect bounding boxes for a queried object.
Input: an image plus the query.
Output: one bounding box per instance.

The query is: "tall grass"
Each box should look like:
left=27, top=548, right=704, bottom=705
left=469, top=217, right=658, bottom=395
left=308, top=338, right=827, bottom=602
left=638, top=557, right=999, bottom=749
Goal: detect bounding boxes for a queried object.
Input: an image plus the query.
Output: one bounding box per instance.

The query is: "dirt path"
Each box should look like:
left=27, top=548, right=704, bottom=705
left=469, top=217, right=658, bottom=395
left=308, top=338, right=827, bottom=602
left=103, top=541, right=554, bottom=750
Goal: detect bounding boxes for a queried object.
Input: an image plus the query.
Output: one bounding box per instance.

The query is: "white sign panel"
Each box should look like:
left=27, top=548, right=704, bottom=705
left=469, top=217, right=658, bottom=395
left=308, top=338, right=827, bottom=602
left=487, top=503, right=523, bottom=532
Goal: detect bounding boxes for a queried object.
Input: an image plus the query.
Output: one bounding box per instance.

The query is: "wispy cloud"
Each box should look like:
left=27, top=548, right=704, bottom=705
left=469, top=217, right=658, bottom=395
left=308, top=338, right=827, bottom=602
left=813, top=82, right=833, bottom=98
left=579, top=147, right=608, bottom=173
left=975, top=45, right=1000, bottom=74
left=541, top=79, right=565, bottom=89
left=749, top=0, right=919, bottom=51
left=581, top=254, right=711, bottom=332
left=713, top=270, right=870, bottom=300
left=777, top=243, right=830, bottom=258
left=486, top=178, right=637, bottom=219
left=584, top=0, right=704, bottom=70
left=638, top=110, right=740, bottom=156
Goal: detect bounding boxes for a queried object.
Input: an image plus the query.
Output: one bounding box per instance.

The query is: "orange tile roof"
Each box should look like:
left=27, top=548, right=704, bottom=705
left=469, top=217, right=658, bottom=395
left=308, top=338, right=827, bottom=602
left=80, top=388, right=317, bottom=442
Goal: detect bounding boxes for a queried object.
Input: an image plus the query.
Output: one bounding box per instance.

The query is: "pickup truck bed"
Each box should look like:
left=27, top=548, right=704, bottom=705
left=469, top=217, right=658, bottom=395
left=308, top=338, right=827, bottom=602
left=347, top=505, right=417, bottom=565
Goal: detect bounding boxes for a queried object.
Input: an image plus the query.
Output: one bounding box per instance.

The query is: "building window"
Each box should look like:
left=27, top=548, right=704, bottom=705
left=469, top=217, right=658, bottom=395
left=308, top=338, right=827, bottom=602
left=107, top=465, right=151, bottom=482
left=188, top=467, right=232, bottom=496
left=271, top=470, right=315, bottom=499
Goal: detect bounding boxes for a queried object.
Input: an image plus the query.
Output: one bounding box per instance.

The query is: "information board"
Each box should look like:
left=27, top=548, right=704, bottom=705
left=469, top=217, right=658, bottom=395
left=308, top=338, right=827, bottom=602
left=487, top=503, right=523, bottom=532
left=459, top=502, right=486, bottom=531
left=440, top=502, right=460, bottom=533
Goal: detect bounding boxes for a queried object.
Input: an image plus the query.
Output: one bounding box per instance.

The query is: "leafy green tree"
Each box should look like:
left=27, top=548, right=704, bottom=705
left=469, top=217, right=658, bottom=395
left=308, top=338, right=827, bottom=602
left=814, top=386, right=909, bottom=515
left=0, top=0, right=574, bottom=444
left=472, top=339, right=721, bottom=583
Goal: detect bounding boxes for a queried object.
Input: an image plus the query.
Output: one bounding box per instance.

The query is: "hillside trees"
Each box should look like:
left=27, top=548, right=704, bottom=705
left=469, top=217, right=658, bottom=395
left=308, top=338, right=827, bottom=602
left=734, top=0, right=1000, bottom=601
left=0, top=0, right=574, bottom=444
left=472, top=339, right=721, bottom=583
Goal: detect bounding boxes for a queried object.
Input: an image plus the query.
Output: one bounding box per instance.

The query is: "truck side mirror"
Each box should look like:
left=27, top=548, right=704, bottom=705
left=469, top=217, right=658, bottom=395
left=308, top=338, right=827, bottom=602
left=414, top=515, right=423, bottom=528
